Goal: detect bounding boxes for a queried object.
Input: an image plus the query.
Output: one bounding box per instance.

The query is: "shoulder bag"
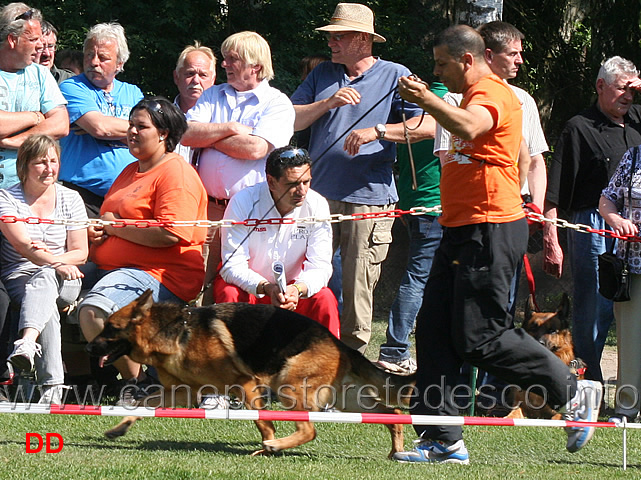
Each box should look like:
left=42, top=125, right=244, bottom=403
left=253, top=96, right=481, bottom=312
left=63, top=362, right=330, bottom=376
left=598, top=152, right=637, bottom=302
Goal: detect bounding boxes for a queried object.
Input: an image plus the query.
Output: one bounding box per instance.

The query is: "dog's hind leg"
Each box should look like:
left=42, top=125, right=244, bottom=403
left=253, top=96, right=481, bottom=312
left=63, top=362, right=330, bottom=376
left=339, top=378, right=406, bottom=459
left=260, top=421, right=316, bottom=454
left=104, top=387, right=193, bottom=439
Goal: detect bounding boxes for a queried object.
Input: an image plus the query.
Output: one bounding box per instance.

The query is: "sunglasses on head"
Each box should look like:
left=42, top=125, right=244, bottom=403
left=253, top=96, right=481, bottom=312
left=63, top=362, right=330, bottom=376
left=14, top=9, right=34, bottom=22
left=147, top=100, right=164, bottom=115
left=276, top=148, right=308, bottom=161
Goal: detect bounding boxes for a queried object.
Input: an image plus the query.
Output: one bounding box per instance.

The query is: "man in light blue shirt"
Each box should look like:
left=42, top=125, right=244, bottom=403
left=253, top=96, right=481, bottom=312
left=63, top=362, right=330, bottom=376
left=0, top=4, right=68, bottom=189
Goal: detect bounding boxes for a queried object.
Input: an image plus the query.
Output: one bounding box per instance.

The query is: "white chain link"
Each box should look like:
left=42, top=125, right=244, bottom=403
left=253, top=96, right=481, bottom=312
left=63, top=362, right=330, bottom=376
left=0, top=207, right=635, bottom=240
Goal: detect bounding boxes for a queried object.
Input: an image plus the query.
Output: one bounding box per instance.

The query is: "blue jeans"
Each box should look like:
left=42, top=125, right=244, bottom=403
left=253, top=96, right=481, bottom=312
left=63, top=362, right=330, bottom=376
left=379, top=215, right=442, bottom=362
left=79, top=267, right=182, bottom=316
left=328, top=248, right=343, bottom=316
left=567, top=208, right=614, bottom=383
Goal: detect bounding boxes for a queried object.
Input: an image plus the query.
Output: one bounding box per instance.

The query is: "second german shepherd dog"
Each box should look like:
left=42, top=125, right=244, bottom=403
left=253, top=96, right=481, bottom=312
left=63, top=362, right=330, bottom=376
left=86, top=290, right=415, bottom=457
left=505, top=293, right=586, bottom=419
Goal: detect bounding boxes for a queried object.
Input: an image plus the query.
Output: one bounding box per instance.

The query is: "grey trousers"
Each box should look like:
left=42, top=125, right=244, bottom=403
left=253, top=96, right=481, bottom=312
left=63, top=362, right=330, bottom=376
left=4, top=266, right=81, bottom=386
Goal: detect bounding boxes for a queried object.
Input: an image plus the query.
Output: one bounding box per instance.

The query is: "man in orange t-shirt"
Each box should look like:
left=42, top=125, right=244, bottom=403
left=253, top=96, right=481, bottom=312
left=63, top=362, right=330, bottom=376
left=394, top=25, right=602, bottom=464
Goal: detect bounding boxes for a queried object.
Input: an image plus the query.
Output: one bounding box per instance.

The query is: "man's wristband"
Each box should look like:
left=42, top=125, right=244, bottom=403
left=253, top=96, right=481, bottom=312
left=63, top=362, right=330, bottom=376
left=293, top=283, right=304, bottom=297
left=33, top=111, right=41, bottom=126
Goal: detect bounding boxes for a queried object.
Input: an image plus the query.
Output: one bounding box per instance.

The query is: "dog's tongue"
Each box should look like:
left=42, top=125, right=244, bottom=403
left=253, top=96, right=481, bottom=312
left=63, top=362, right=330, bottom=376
left=98, top=355, right=109, bottom=368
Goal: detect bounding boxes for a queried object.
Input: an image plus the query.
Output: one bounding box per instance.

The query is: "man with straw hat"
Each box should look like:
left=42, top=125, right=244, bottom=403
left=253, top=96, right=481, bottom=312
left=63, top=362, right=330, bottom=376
left=291, top=3, right=433, bottom=354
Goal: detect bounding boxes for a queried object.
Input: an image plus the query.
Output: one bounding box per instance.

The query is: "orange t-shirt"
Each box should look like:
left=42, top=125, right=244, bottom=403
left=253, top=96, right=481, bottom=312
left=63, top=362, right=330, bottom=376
left=92, top=153, right=208, bottom=301
left=439, top=74, right=524, bottom=227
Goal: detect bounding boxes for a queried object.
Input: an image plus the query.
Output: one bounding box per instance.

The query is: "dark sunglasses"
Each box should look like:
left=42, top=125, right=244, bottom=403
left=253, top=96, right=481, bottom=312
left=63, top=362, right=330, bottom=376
left=147, top=100, right=164, bottom=115
left=14, top=9, right=35, bottom=21
left=276, top=148, right=309, bottom=161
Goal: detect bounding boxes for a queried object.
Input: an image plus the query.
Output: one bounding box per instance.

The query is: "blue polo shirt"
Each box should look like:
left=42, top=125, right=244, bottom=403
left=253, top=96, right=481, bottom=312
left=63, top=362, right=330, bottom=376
left=291, top=59, right=424, bottom=205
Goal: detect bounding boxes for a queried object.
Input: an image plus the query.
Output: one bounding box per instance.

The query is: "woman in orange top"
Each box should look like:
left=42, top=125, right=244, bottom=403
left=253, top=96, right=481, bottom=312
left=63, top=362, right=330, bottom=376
left=77, top=97, right=208, bottom=404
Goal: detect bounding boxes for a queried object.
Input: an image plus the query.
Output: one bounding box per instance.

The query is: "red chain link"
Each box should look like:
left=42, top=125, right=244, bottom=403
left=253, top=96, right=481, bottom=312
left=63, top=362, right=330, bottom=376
left=2, top=210, right=641, bottom=243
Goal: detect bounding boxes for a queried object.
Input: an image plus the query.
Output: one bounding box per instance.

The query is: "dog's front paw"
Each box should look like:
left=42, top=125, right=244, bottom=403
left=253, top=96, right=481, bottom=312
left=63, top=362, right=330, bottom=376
left=104, top=416, right=139, bottom=439
left=261, top=439, right=282, bottom=454
left=250, top=448, right=272, bottom=456
left=104, top=426, right=127, bottom=439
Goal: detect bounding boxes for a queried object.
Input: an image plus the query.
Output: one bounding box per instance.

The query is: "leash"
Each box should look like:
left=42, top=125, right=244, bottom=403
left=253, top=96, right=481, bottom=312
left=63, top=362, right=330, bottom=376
left=197, top=83, right=402, bottom=302
left=522, top=253, right=540, bottom=313
left=522, top=198, right=542, bottom=312
left=401, top=108, right=418, bottom=191
left=401, top=75, right=434, bottom=191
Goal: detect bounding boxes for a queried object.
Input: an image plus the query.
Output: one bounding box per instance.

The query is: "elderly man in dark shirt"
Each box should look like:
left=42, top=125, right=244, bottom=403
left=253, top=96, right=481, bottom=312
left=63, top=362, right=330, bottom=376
left=544, top=56, right=641, bottom=384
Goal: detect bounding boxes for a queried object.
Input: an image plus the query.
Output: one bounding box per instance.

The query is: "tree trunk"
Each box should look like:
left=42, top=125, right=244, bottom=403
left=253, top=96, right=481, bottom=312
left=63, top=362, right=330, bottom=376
left=457, top=0, right=503, bottom=26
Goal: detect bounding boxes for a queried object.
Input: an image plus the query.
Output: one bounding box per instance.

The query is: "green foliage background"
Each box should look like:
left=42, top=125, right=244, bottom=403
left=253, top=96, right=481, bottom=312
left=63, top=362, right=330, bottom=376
left=27, top=0, right=641, bottom=143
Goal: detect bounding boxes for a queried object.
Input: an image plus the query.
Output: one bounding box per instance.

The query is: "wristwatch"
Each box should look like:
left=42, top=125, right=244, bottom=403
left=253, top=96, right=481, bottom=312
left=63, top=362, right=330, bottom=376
left=375, top=123, right=386, bottom=140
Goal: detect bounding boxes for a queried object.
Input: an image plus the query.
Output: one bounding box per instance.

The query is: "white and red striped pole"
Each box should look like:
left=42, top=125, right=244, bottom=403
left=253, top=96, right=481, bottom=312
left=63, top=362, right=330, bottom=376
left=1, top=404, right=635, bottom=468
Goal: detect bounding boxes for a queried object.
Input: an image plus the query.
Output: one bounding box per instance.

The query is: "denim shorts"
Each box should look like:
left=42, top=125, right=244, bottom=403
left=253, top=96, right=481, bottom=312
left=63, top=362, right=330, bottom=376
left=79, top=267, right=182, bottom=316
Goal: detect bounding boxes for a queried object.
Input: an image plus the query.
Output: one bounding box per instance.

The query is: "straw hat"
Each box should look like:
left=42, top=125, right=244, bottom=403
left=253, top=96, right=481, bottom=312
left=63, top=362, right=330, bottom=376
left=315, top=3, right=386, bottom=43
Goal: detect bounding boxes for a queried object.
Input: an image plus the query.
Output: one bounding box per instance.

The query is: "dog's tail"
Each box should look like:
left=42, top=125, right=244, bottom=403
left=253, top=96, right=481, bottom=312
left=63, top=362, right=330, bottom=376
left=340, top=345, right=416, bottom=408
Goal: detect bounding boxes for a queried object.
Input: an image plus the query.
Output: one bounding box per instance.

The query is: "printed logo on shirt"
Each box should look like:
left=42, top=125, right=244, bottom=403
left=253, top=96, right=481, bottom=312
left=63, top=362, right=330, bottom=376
left=443, top=137, right=475, bottom=166
left=291, top=226, right=309, bottom=240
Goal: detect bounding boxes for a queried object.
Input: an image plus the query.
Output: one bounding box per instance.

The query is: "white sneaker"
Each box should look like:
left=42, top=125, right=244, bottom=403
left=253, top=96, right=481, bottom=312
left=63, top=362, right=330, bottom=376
left=38, top=385, right=70, bottom=405
left=376, top=358, right=417, bottom=375
left=8, top=339, right=42, bottom=372
left=393, top=438, right=470, bottom=464
left=199, top=394, right=231, bottom=409
left=563, top=379, right=603, bottom=452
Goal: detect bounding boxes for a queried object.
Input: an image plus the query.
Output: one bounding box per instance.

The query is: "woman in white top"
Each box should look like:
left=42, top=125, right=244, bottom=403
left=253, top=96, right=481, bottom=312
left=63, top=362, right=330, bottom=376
left=0, top=134, right=88, bottom=404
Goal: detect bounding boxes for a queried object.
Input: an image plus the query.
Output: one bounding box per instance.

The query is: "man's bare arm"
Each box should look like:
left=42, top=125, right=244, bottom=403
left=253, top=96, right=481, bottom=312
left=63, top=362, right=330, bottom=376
left=542, top=199, right=564, bottom=278
left=398, top=76, right=494, bottom=140
left=213, top=134, right=271, bottom=160
left=74, top=110, right=128, bottom=140
left=518, top=140, right=531, bottom=189
left=181, top=121, right=252, bottom=148
left=527, top=153, right=547, bottom=211
left=293, top=87, right=361, bottom=131
left=0, top=110, right=44, bottom=138
left=343, top=115, right=436, bottom=156
left=0, top=106, right=69, bottom=149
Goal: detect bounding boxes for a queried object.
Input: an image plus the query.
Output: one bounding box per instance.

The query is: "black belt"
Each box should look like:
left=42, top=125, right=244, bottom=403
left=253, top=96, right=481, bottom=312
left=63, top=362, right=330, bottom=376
left=208, top=196, right=229, bottom=207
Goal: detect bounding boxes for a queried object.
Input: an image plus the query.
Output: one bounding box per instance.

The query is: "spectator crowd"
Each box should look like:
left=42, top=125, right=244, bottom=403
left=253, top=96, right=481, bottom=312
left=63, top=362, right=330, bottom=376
left=1, top=1, right=641, bottom=465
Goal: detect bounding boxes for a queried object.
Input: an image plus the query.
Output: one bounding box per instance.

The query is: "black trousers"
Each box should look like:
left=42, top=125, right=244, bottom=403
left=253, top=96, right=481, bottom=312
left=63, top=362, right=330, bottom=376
left=412, top=219, right=577, bottom=443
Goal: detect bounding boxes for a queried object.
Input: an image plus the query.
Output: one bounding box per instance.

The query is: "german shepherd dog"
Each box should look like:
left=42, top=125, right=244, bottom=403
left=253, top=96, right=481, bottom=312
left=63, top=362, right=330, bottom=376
left=86, top=290, right=414, bottom=457
left=505, top=293, right=586, bottom=419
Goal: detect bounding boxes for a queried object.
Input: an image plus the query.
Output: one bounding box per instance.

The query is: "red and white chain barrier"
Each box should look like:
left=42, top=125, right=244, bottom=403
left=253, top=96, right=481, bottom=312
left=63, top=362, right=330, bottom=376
left=1, top=208, right=639, bottom=243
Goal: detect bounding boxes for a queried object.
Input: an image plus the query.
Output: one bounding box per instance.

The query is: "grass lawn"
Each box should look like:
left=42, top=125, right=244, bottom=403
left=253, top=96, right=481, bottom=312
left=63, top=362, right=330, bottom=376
left=0, top=315, right=635, bottom=479
left=2, top=409, right=638, bottom=479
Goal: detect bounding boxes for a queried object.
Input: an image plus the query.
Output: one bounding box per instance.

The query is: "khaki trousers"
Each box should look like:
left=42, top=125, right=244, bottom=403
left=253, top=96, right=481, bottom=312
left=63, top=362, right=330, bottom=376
left=613, top=272, right=641, bottom=417
left=328, top=200, right=394, bottom=353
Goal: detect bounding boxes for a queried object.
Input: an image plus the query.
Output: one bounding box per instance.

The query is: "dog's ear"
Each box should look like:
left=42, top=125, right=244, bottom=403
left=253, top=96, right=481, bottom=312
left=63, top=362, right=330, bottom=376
left=524, top=294, right=536, bottom=323
left=557, top=292, right=570, bottom=327
left=131, top=289, right=154, bottom=324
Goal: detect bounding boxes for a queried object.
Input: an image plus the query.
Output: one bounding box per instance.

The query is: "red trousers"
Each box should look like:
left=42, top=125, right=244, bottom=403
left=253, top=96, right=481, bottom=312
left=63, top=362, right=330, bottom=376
left=214, top=276, right=340, bottom=339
